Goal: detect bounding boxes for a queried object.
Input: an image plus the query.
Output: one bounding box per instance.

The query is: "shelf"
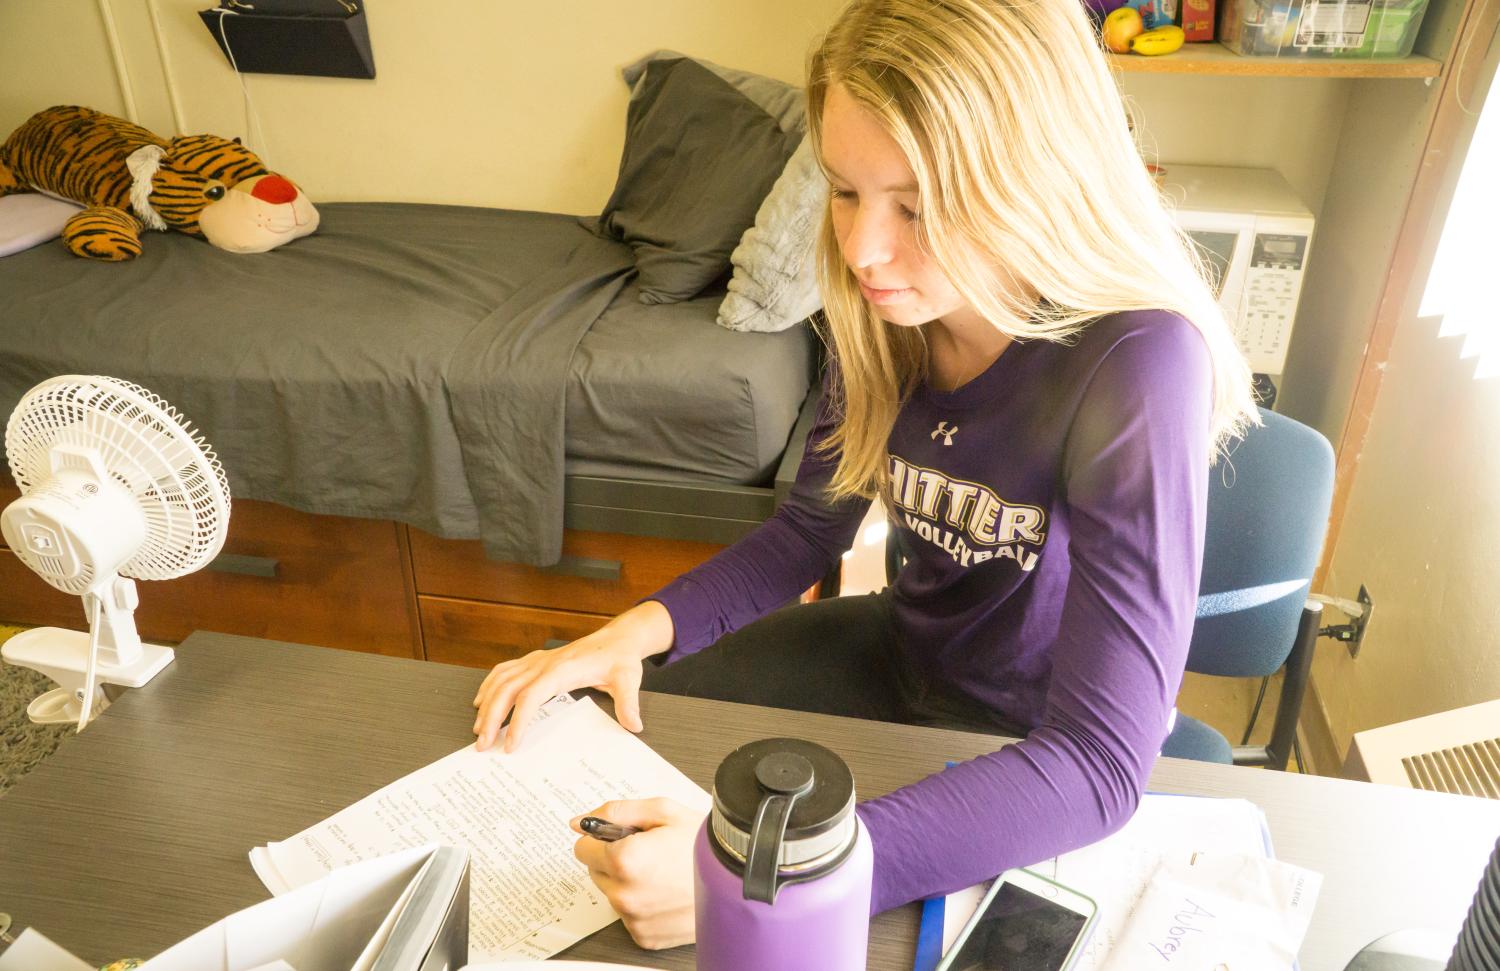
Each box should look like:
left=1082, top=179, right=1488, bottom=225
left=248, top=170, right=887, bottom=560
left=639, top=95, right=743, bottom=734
left=1109, top=42, right=1441, bottom=77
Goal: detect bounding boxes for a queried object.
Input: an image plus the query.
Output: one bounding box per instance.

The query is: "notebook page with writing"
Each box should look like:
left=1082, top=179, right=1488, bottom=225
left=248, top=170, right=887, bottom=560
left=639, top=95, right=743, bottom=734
left=249, top=695, right=710, bottom=962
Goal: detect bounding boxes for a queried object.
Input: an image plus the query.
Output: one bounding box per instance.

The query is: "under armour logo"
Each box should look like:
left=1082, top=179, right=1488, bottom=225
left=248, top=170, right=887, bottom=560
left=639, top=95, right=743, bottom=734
left=931, top=421, right=958, bottom=445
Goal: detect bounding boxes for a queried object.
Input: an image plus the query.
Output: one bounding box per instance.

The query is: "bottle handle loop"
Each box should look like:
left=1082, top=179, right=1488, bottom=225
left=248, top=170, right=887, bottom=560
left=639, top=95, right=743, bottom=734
left=743, top=752, right=815, bottom=903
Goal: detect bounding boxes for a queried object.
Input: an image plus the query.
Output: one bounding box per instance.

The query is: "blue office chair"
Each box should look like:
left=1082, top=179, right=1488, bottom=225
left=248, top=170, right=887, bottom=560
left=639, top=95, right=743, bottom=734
left=881, top=407, right=1335, bottom=772
left=1161, top=407, right=1336, bottom=770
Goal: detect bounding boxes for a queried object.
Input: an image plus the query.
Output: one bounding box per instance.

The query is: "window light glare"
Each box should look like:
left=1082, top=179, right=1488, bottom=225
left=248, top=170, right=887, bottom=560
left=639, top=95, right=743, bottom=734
left=1420, top=63, right=1499, bottom=378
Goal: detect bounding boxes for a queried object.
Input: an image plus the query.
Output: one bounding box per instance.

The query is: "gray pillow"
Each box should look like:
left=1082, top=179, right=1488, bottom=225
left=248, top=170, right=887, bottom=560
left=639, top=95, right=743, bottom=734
left=717, top=135, right=826, bottom=333
left=596, top=54, right=804, bottom=305
left=620, top=49, right=806, bottom=140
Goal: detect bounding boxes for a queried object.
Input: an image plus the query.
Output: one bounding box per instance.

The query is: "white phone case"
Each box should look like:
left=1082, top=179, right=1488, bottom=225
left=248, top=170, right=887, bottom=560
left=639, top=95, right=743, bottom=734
left=936, top=866, right=1099, bottom=971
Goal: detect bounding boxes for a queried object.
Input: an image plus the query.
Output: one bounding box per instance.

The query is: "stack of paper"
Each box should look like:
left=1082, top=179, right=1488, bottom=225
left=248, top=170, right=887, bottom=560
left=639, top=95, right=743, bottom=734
left=250, top=695, right=711, bottom=963
left=933, top=793, right=1276, bottom=969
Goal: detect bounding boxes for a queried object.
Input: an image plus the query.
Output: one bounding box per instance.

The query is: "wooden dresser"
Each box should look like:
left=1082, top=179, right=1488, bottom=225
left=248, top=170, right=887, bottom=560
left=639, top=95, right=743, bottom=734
left=0, top=388, right=820, bottom=670
left=408, top=526, right=724, bottom=667
left=0, top=484, right=726, bottom=669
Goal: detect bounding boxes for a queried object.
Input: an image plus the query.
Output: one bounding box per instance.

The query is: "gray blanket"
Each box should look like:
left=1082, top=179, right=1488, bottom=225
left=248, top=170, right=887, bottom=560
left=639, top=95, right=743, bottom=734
left=0, top=202, right=634, bottom=566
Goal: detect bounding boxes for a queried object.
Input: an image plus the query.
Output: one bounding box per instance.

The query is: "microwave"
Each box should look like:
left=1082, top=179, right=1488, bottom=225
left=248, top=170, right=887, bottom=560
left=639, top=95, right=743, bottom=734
left=1163, top=164, right=1315, bottom=375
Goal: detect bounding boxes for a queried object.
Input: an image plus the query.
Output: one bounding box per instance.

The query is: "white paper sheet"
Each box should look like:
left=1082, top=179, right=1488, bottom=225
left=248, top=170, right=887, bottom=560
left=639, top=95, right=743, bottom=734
left=251, top=696, right=711, bottom=962
left=941, top=793, right=1273, bottom=969
left=0, top=929, right=95, bottom=971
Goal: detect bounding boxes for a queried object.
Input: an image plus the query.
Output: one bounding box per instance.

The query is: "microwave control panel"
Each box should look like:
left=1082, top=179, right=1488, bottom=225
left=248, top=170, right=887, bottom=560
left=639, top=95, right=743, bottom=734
left=1237, top=230, right=1310, bottom=374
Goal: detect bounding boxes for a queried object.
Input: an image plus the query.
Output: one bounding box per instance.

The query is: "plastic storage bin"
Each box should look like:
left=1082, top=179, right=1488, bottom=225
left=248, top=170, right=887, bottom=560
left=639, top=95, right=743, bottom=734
left=1218, top=0, right=1430, bottom=58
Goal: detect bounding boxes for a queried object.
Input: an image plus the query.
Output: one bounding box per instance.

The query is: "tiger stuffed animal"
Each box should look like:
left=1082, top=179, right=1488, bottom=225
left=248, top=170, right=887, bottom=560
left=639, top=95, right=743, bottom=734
left=0, top=105, right=318, bottom=261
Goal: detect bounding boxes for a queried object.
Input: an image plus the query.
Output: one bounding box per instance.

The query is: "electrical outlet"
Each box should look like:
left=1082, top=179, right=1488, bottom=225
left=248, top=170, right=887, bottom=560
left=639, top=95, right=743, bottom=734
left=1347, top=585, right=1374, bottom=658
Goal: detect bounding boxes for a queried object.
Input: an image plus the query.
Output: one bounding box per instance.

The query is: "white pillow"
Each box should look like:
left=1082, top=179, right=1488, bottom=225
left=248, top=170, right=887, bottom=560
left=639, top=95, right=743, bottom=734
left=0, top=193, right=82, bottom=258
left=717, top=135, right=826, bottom=333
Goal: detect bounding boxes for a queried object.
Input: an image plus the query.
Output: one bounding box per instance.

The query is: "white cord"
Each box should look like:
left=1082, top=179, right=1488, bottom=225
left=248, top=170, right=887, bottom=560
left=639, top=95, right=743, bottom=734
left=1309, top=591, right=1366, bottom=619
left=77, top=592, right=103, bottom=732
left=215, top=7, right=273, bottom=164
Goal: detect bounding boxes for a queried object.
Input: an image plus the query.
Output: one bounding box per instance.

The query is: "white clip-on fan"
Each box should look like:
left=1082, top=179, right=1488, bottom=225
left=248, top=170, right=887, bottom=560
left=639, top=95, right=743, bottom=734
left=0, top=375, right=230, bottom=729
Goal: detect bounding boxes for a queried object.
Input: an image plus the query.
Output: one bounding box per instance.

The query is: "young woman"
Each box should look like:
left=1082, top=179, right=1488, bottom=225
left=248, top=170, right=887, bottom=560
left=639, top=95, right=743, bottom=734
left=472, top=0, right=1257, bottom=949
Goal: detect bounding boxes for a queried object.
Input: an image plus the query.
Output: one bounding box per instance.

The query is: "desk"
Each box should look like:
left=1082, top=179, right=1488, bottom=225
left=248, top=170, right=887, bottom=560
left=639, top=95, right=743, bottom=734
left=1, top=632, right=1497, bottom=969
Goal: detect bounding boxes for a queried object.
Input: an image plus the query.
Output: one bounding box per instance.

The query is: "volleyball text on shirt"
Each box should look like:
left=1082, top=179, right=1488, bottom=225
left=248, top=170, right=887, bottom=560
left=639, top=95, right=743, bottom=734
left=887, top=454, right=1046, bottom=570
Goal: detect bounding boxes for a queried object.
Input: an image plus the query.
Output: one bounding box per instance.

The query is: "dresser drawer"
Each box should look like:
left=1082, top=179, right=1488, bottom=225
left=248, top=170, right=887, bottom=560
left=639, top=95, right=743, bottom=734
left=408, top=528, right=723, bottom=615
left=419, top=595, right=609, bottom=668
left=0, top=487, right=420, bottom=658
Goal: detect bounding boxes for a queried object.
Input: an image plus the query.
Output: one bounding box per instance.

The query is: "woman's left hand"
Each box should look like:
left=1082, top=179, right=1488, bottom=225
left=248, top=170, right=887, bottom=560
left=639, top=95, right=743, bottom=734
left=571, top=797, right=704, bottom=950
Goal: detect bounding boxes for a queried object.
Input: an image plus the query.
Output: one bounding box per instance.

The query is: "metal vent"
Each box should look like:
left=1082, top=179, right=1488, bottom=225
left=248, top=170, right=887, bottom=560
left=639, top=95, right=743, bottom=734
left=1403, top=738, right=1500, bottom=799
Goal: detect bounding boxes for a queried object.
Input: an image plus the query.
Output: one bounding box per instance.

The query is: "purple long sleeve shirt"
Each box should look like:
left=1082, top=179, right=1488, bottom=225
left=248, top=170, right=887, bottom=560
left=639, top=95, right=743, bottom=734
left=649, top=309, right=1212, bottom=913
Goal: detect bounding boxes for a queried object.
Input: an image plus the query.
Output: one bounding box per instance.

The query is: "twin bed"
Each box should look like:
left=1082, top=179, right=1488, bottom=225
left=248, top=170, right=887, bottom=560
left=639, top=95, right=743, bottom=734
left=0, top=201, right=818, bottom=566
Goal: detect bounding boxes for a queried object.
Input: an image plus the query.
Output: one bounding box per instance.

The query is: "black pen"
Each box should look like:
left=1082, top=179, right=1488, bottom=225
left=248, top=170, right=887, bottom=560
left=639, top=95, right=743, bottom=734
left=580, top=815, right=641, bottom=842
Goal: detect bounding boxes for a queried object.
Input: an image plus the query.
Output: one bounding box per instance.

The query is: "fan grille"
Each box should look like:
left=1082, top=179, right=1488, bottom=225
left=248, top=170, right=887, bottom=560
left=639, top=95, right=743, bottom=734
left=6, top=376, right=231, bottom=580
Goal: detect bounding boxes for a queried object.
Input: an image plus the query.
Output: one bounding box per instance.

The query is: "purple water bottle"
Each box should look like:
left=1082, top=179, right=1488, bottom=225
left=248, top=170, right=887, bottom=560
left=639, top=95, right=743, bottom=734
left=694, top=737, right=874, bottom=970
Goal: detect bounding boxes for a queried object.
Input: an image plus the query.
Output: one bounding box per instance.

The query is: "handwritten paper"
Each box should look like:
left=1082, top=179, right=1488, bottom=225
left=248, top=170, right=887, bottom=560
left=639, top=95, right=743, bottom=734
left=1099, top=852, right=1321, bottom=970
left=941, top=794, right=1274, bottom=969
left=249, top=695, right=711, bottom=962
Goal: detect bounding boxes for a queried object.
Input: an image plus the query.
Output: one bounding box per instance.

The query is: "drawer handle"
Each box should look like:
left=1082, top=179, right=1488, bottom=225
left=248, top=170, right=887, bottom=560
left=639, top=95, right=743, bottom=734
left=539, top=555, right=621, bottom=582
left=208, top=553, right=280, bottom=578
left=543, top=639, right=570, bottom=650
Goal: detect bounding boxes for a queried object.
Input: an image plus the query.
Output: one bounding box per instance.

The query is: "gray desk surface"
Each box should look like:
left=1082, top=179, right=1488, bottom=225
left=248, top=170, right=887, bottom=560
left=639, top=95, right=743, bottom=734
left=0, top=632, right=1497, bottom=969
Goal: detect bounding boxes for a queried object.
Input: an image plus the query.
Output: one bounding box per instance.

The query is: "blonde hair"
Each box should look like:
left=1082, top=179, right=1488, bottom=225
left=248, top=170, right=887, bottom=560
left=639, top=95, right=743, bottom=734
left=807, top=0, right=1259, bottom=502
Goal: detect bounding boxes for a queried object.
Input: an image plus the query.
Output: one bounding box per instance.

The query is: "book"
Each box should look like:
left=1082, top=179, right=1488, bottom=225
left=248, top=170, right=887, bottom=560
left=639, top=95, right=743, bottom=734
left=369, top=847, right=470, bottom=971
left=98, top=846, right=469, bottom=971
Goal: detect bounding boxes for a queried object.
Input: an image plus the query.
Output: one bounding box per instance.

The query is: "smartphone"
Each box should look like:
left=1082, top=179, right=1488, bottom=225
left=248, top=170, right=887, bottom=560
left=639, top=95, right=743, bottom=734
left=934, top=867, right=1099, bottom=971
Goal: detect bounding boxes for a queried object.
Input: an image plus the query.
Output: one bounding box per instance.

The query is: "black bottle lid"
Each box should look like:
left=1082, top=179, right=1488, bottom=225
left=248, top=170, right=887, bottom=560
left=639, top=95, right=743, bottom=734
left=708, top=738, right=856, bottom=903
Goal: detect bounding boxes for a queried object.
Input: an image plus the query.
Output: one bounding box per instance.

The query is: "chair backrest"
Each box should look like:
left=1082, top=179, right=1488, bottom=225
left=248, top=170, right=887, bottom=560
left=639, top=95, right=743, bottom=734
left=1189, top=407, right=1335, bottom=678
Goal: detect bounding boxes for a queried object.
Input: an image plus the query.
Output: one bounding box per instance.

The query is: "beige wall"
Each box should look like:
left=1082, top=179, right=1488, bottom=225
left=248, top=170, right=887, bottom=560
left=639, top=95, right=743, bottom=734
left=1310, top=24, right=1500, bottom=760
left=3, top=1, right=1344, bottom=216
left=1315, top=311, right=1500, bottom=752
left=1, top=1, right=846, bottom=214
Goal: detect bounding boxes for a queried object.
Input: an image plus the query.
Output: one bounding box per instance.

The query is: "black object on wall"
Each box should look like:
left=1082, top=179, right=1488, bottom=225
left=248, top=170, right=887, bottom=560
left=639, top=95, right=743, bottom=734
left=198, top=1, right=375, bottom=80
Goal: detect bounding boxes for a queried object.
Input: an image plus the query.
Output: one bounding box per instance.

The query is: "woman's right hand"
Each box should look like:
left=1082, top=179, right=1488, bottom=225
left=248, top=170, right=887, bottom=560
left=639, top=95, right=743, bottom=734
left=471, top=600, right=675, bottom=753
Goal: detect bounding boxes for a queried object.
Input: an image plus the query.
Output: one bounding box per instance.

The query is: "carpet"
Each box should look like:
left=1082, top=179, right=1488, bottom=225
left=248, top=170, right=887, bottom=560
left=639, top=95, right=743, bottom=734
left=0, top=625, right=70, bottom=794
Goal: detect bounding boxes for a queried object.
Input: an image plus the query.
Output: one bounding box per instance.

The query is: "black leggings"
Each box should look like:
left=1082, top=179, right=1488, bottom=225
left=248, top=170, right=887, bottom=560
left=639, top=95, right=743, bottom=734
left=640, top=592, right=1029, bottom=739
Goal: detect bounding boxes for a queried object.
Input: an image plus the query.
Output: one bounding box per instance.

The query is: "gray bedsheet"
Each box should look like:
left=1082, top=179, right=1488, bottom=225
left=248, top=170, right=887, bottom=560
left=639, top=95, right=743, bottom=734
left=0, top=202, right=634, bottom=565
left=567, top=278, right=816, bottom=484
